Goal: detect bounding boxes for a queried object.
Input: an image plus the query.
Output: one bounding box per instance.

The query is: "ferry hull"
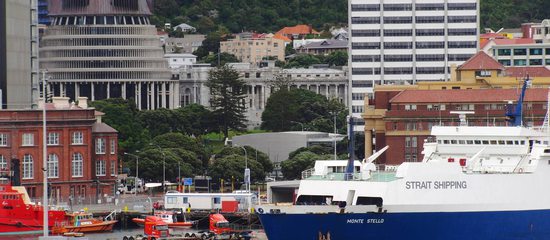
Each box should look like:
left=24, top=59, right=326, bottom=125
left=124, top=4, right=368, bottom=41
left=258, top=209, right=550, bottom=240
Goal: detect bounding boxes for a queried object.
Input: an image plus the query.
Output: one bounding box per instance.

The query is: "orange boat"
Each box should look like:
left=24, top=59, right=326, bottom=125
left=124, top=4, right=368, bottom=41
left=132, top=210, right=195, bottom=229
left=53, top=211, right=117, bottom=233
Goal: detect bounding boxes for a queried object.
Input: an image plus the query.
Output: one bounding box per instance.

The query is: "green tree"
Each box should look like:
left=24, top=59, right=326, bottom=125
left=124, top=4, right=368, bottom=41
left=208, top=154, right=265, bottom=187
left=173, top=104, right=215, bottom=137
left=203, top=52, right=239, bottom=67
left=284, top=54, right=322, bottom=68
left=218, top=146, right=273, bottom=173
left=206, top=65, right=247, bottom=139
left=324, top=51, right=348, bottom=67
left=280, top=151, right=333, bottom=180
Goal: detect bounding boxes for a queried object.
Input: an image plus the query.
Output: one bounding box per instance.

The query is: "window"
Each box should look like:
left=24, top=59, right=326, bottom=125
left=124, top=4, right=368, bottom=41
left=22, top=133, right=34, bottom=146
left=352, top=42, right=380, bottom=49
left=110, top=139, right=116, bottom=154
left=383, top=4, right=412, bottom=11
left=514, top=59, right=527, bottom=66
left=448, top=28, right=477, bottom=36
left=513, top=49, right=527, bottom=55
left=384, top=29, right=412, bottom=36
left=416, top=3, right=444, bottom=10
left=384, top=42, right=412, bottom=49
left=447, top=3, right=476, bottom=10
left=499, top=60, right=511, bottom=66
left=72, top=132, right=83, bottom=144
left=384, top=67, right=413, bottom=75
left=530, top=48, right=543, bottom=55
left=72, top=153, right=83, bottom=177
left=475, top=70, right=492, bottom=77
left=416, top=29, right=444, bottom=36
left=384, top=17, right=412, bottom=24
left=416, top=54, right=445, bottom=62
left=416, top=16, right=444, bottom=23
left=417, top=67, right=446, bottom=74
left=0, top=133, right=7, bottom=146
left=497, top=49, right=511, bottom=56
left=448, top=41, right=477, bottom=48
left=96, top=138, right=105, bottom=154
left=352, top=55, right=380, bottom=62
left=416, top=42, right=444, bottom=49
left=427, top=104, right=445, bottom=111
left=529, top=59, right=543, bottom=66
left=213, top=197, right=221, bottom=204
left=111, top=161, right=116, bottom=176
left=352, top=93, right=365, bottom=100
left=351, top=4, right=380, bottom=11
left=351, top=17, right=380, bottom=24
left=449, top=54, right=473, bottom=61
left=96, top=160, right=106, bottom=176
left=405, top=104, right=417, bottom=111
left=351, top=29, right=380, bottom=37
left=0, top=155, right=6, bottom=170
left=384, top=55, right=413, bottom=62
left=47, top=132, right=60, bottom=145
left=167, top=197, right=177, bottom=204
left=47, top=154, right=59, bottom=178
left=352, top=68, right=381, bottom=75
left=448, top=16, right=477, bottom=23
left=23, top=154, right=33, bottom=179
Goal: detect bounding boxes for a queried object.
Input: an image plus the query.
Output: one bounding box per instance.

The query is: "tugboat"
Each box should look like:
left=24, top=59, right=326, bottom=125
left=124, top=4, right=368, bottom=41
left=132, top=210, right=196, bottom=228
left=257, top=79, right=550, bottom=240
left=0, top=170, right=66, bottom=236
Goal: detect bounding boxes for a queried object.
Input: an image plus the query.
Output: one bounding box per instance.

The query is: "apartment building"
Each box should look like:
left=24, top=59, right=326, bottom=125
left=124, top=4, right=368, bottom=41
left=349, top=0, right=479, bottom=131
left=220, top=33, right=287, bottom=64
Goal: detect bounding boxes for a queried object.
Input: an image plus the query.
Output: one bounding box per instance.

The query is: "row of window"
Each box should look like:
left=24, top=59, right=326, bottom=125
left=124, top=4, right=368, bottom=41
left=46, top=26, right=156, bottom=36
left=438, top=139, right=528, bottom=146
left=0, top=132, right=83, bottom=147
left=351, top=41, right=476, bottom=49
left=499, top=59, right=550, bottom=67
left=352, top=54, right=471, bottom=62
left=352, top=67, right=447, bottom=75
left=40, top=49, right=163, bottom=58
left=351, top=3, right=476, bottom=11
left=352, top=29, right=476, bottom=37
left=497, top=48, right=550, bottom=56
left=351, top=16, right=476, bottom=24
left=50, top=71, right=170, bottom=81
left=41, top=38, right=159, bottom=47
left=11, top=153, right=116, bottom=179
left=42, top=60, right=167, bottom=70
left=51, top=16, right=151, bottom=26
left=401, top=103, right=541, bottom=111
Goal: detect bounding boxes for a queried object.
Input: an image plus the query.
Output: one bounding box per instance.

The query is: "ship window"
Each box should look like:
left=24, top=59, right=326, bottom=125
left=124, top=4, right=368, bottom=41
left=458, top=140, right=465, bottom=144
left=443, top=140, right=449, bottom=144
left=466, top=140, right=473, bottom=144
left=498, top=140, right=505, bottom=145
left=544, top=149, right=550, bottom=153
left=506, top=140, right=513, bottom=145
left=482, top=140, right=489, bottom=144
left=529, top=160, right=532, bottom=164
left=521, top=141, right=525, bottom=145
left=296, top=195, right=333, bottom=205
left=515, top=141, right=519, bottom=145
left=490, top=140, right=497, bottom=145
left=182, top=197, right=188, bottom=203
left=545, top=141, right=549, bottom=145
left=450, top=140, right=457, bottom=144
left=437, top=140, right=442, bottom=144
left=356, top=197, right=383, bottom=207
left=474, top=140, right=481, bottom=144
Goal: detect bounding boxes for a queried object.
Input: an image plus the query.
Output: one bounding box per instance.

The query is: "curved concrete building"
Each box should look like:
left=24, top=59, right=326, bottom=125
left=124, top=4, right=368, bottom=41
left=40, top=0, right=178, bottom=109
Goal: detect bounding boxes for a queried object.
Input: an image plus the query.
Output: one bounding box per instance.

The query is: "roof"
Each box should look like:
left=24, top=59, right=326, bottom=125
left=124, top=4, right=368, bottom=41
left=300, top=40, right=348, bottom=49
left=92, top=122, right=118, bottom=133
left=390, top=88, right=549, bottom=104
left=493, top=38, right=535, bottom=45
left=174, top=23, right=195, bottom=30
left=273, top=34, right=292, bottom=42
left=458, top=51, right=504, bottom=70
left=276, top=24, right=319, bottom=36
left=48, top=0, right=153, bottom=16
left=505, top=67, right=550, bottom=78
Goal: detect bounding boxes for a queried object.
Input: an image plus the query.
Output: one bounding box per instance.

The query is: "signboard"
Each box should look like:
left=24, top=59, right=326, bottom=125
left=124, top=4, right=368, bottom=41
left=183, top=178, right=193, bottom=186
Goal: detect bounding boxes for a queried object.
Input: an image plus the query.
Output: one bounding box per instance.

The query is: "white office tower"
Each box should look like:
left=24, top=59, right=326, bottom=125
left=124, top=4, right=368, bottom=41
left=349, top=0, right=479, bottom=131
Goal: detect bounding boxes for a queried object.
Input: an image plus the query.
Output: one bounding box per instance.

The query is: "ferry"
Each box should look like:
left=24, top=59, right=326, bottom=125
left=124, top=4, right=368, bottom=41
left=256, top=80, right=550, bottom=239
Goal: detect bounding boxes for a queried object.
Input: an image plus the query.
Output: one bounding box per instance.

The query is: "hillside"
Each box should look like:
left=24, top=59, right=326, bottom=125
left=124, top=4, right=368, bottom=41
left=152, top=0, right=550, bottom=34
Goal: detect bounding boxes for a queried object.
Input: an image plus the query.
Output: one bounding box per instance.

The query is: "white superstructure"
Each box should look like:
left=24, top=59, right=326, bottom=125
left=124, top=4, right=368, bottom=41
left=348, top=0, right=479, bottom=131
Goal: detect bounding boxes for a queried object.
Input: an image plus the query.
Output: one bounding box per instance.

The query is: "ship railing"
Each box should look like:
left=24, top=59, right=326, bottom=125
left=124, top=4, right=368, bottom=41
left=301, top=168, right=315, bottom=179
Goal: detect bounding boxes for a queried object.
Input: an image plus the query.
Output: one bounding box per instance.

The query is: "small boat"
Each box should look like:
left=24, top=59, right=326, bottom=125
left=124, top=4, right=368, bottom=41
left=53, top=211, right=117, bottom=233
left=132, top=210, right=195, bottom=228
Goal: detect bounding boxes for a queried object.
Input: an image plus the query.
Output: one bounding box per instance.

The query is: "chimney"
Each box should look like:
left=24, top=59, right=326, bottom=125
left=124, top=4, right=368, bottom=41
left=51, top=97, right=71, bottom=109
left=77, top=97, right=89, bottom=109
left=521, top=23, right=534, bottom=39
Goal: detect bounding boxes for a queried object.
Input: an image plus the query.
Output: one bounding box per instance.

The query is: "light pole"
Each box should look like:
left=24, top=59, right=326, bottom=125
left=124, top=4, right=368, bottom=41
left=41, top=69, right=49, bottom=237
left=332, top=111, right=338, bottom=160
left=290, top=121, right=304, bottom=131
left=150, top=143, right=166, bottom=192
left=238, top=146, right=249, bottom=193
left=124, top=151, right=140, bottom=196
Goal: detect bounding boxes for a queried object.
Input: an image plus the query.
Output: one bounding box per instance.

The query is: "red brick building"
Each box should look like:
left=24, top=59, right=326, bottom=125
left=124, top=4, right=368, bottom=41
left=368, top=88, right=548, bottom=165
left=0, top=97, right=118, bottom=203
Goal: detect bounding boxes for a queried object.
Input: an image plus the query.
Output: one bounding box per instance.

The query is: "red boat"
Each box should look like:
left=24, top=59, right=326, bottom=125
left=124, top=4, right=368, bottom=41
left=132, top=210, right=195, bottom=229
left=0, top=171, right=66, bottom=236
left=52, top=211, right=117, bottom=234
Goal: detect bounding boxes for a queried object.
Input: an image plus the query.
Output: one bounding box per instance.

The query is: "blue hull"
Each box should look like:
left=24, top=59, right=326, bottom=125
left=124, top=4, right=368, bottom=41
left=258, top=210, right=550, bottom=240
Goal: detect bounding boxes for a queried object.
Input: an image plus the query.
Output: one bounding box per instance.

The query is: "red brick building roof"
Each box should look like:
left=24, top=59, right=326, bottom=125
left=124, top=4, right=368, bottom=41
left=505, top=67, right=550, bottom=78
left=458, top=51, right=504, bottom=70
left=390, top=88, right=549, bottom=104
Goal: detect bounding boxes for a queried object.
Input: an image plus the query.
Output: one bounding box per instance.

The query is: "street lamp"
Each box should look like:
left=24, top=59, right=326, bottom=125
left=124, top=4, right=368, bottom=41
left=150, top=143, right=166, bottom=192
left=290, top=121, right=304, bottom=131
left=41, top=69, right=49, bottom=237
left=124, top=151, right=140, bottom=196
left=238, top=146, right=249, bottom=193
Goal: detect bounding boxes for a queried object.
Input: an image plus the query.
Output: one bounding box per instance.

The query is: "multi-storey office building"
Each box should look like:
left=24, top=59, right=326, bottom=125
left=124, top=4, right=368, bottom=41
left=349, top=0, right=479, bottom=131
left=40, top=0, right=177, bottom=110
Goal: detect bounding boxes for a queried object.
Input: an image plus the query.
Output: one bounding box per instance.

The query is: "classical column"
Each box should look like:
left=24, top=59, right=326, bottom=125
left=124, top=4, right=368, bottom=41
left=316, top=85, right=320, bottom=94
left=137, top=82, right=141, bottom=110
left=75, top=83, right=79, bottom=99
left=147, top=83, right=152, bottom=110
left=122, top=82, right=126, bottom=99
left=260, top=84, right=266, bottom=109
left=107, top=82, right=110, bottom=99
left=251, top=85, right=256, bottom=110
left=91, top=83, right=95, bottom=101
left=162, top=82, right=167, bottom=108
left=325, top=85, right=329, bottom=97
left=344, top=84, right=348, bottom=106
